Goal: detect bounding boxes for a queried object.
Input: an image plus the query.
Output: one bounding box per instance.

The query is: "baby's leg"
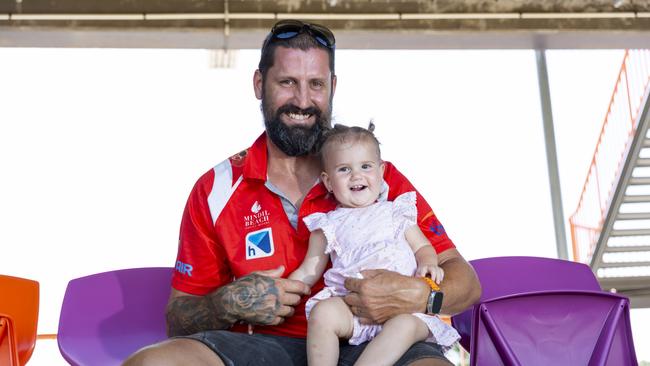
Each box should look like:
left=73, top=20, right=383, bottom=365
left=307, top=297, right=354, bottom=366
left=354, top=314, right=430, bottom=366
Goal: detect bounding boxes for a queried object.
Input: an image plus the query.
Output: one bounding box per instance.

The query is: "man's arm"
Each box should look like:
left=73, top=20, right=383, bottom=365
left=435, top=248, right=481, bottom=314
left=343, top=248, right=480, bottom=323
left=166, top=267, right=310, bottom=337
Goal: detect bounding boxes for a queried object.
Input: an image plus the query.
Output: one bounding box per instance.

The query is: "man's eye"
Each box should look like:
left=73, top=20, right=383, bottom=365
left=311, top=80, right=324, bottom=88
left=281, top=79, right=294, bottom=86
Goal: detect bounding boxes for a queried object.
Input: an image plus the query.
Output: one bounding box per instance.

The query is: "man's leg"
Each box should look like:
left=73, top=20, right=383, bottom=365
left=407, top=359, right=454, bottom=366
left=123, top=338, right=224, bottom=366
left=124, top=331, right=308, bottom=366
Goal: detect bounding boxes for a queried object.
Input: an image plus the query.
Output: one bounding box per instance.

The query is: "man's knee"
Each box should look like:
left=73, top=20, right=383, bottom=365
left=122, top=338, right=224, bottom=366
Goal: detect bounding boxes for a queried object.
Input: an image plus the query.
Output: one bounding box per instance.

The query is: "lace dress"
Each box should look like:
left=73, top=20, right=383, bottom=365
left=303, top=192, right=459, bottom=349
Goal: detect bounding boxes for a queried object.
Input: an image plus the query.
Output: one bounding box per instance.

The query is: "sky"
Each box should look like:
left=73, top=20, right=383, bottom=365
left=0, top=47, right=647, bottom=363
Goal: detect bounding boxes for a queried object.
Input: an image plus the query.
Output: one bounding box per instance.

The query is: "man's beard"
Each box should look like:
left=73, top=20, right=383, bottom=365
left=262, top=97, right=331, bottom=157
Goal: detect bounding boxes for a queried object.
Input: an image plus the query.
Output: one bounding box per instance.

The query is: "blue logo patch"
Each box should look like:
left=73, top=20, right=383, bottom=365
left=246, top=227, right=275, bottom=260
left=430, top=222, right=446, bottom=236
left=175, top=261, right=193, bottom=277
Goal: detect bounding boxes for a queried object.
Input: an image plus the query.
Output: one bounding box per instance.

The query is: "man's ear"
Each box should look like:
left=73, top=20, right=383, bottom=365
left=331, top=74, right=337, bottom=97
left=321, top=171, right=332, bottom=193
left=254, top=70, right=263, bottom=100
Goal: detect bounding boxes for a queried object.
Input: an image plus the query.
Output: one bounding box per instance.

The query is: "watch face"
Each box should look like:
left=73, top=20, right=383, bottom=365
left=428, top=291, right=444, bottom=314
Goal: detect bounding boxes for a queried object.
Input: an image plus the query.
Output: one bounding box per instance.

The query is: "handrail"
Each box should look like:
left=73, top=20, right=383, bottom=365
left=570, top=49, right=650, bottom=264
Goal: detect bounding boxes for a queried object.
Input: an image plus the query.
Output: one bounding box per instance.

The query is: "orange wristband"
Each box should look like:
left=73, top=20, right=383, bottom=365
left=422, top=276, right=440, bottom=291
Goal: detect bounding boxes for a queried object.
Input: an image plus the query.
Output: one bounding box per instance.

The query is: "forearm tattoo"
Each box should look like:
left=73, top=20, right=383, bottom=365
left=166, top=273, right=281, bottom=337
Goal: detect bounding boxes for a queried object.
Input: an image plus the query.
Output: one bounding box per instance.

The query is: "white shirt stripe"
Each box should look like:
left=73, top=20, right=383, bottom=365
left=207, top=159, right=243, bottom=225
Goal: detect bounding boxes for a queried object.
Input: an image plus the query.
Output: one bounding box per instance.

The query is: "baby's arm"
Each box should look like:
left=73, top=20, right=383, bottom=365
left=288, top=229, right=329, bottom=287
left=404, top=225, right=444, bottom=284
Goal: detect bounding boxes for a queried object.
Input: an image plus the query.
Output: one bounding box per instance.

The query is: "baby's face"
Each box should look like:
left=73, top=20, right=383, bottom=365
left=322, top=140, right=384, bottom=208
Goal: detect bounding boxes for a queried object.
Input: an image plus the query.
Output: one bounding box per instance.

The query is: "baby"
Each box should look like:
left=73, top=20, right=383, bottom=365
left=289, top=123, right=459, bottom=366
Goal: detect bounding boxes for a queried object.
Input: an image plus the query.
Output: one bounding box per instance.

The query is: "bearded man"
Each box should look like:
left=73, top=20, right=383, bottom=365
left=124, top=20, right=480, bottom=366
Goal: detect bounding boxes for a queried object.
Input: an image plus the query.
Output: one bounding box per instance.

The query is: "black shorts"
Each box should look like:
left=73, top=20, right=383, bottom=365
left=181, top=330, right=452, bottom=366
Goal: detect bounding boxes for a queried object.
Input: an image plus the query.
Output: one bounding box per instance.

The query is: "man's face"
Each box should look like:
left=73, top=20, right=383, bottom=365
left=254, top=46, right=337, bottom=156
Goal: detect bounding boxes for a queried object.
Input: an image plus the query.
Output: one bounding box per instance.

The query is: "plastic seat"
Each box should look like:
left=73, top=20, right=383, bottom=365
left=0, top=274, right=39, bottom=366
left=57, top=267, right=173, bottom=366
left=451, top=256, right=637, bottom=365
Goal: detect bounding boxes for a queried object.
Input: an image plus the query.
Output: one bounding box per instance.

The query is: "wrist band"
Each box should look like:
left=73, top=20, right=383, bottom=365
left=422, top=277, right=443, bottom=314
left=421, top=276, right=441, bottom=291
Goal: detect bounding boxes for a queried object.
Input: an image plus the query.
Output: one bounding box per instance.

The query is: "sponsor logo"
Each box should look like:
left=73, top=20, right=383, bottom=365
left=175, top=260, right=193, bottom=277
left=229, top=150, right=248, bottom=167
left=245, top=227, right=275, bottom=260
left=430, top=221, right=446, bottom=236
left=244, top=202, right=270, bottom=229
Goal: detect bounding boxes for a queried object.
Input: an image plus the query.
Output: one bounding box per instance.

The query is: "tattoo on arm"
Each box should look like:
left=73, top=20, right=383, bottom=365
left=166, top=273, right=281, bottom=337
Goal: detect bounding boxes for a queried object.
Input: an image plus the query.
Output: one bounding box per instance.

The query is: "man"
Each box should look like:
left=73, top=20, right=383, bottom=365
left=124, top=20, right=480, bottom=366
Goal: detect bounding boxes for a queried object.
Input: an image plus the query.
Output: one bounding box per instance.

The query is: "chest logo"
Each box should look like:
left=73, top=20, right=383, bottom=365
left=245, top=201, right=270, bottom=229
left=245, top=227, right=275, bottom=260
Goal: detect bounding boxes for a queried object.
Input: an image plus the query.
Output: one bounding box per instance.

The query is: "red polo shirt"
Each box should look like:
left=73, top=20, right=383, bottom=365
left=172, top=132, right=455, bottom=338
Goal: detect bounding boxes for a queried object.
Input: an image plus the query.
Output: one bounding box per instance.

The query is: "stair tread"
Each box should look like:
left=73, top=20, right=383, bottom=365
left=623, top=195, right=650, bottom=203
left=598, top=261, right=650, bottom=268
left=637, top=158, right=650, bottom=166
left=617, top=212, right=650, bottom=220
left=605, top=245, right=650, bottom=252
left=611, top=228, right=650, bottom=236
left=629, top=177, right=650, bottom=185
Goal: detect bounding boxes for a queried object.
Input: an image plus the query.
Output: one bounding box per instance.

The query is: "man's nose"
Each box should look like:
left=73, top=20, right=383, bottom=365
left=293, top=84, right=312, bottom=110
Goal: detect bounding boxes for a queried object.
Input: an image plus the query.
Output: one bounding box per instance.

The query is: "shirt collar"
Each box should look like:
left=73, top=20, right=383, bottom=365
left=242, top=132, right=349, bottom=201
left=243, top=132, right=269, bottom=181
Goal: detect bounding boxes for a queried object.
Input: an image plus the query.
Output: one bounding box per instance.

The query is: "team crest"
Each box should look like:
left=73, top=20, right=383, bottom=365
left=245, top=227, right=275, bottom=260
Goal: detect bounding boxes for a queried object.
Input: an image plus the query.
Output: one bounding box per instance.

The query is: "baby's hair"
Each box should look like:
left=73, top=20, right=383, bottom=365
left=319, top=121, right=381, bottom=167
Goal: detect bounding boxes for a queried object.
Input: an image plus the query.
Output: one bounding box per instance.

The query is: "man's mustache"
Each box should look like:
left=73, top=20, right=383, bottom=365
left=276, top=104, right=322, bottom=119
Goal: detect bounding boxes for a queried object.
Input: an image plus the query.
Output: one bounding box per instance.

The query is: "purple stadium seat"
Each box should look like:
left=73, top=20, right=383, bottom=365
left=57, top=267, right=172, bottom=366
left=451, top=256, right=637, bottom=365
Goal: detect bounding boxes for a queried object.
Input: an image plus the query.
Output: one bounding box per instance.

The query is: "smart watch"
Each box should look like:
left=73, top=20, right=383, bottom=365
left=422, top=277, right=444, bottom=314
left=426, top=289, right=444, bottom=314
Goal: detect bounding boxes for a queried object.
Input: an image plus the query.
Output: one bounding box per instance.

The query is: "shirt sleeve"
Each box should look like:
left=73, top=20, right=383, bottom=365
left=383, top=162, right=456, bottom=254
left=171, top=169, right=233, bottom=295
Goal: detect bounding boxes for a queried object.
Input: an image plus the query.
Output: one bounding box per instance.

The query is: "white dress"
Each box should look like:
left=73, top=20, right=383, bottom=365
left=302, top=192, right=460, bottom=349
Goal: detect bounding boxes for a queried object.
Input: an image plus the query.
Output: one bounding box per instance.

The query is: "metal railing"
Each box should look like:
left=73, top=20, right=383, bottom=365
left=570, top=49, right=650, bottom=264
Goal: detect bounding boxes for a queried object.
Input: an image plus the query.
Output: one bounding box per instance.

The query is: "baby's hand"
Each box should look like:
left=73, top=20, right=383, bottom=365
left=416, top=263, right=444, bottom=284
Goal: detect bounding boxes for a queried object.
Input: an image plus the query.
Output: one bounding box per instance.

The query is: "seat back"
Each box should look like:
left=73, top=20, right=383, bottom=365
left=451, top=256, right=601, bottom=351
left=0, top=275, right=39, bottom=366
left=472, top=291, right=637, bottom=366
left=57, top=267, right=173, bottom=366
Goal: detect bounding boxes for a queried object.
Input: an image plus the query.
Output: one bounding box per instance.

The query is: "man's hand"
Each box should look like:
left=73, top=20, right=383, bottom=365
left=236, top=266, right=311, bottom=326
left=343, top=269, right=429, bottom=324
left=341, top=249, right=482, bottom=327
left=166, top=265, right=310, bottom=336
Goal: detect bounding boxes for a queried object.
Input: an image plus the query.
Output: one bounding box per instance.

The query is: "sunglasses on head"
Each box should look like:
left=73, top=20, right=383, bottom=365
left=264, top=20, right=336, bottom=50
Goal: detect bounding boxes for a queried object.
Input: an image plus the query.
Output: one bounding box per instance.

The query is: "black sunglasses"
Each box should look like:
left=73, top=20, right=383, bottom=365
left=264, top=20, right=336, bottom=50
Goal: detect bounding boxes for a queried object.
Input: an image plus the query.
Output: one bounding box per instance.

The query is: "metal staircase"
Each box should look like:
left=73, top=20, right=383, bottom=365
left=570, top=50, right=650, bottom=308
